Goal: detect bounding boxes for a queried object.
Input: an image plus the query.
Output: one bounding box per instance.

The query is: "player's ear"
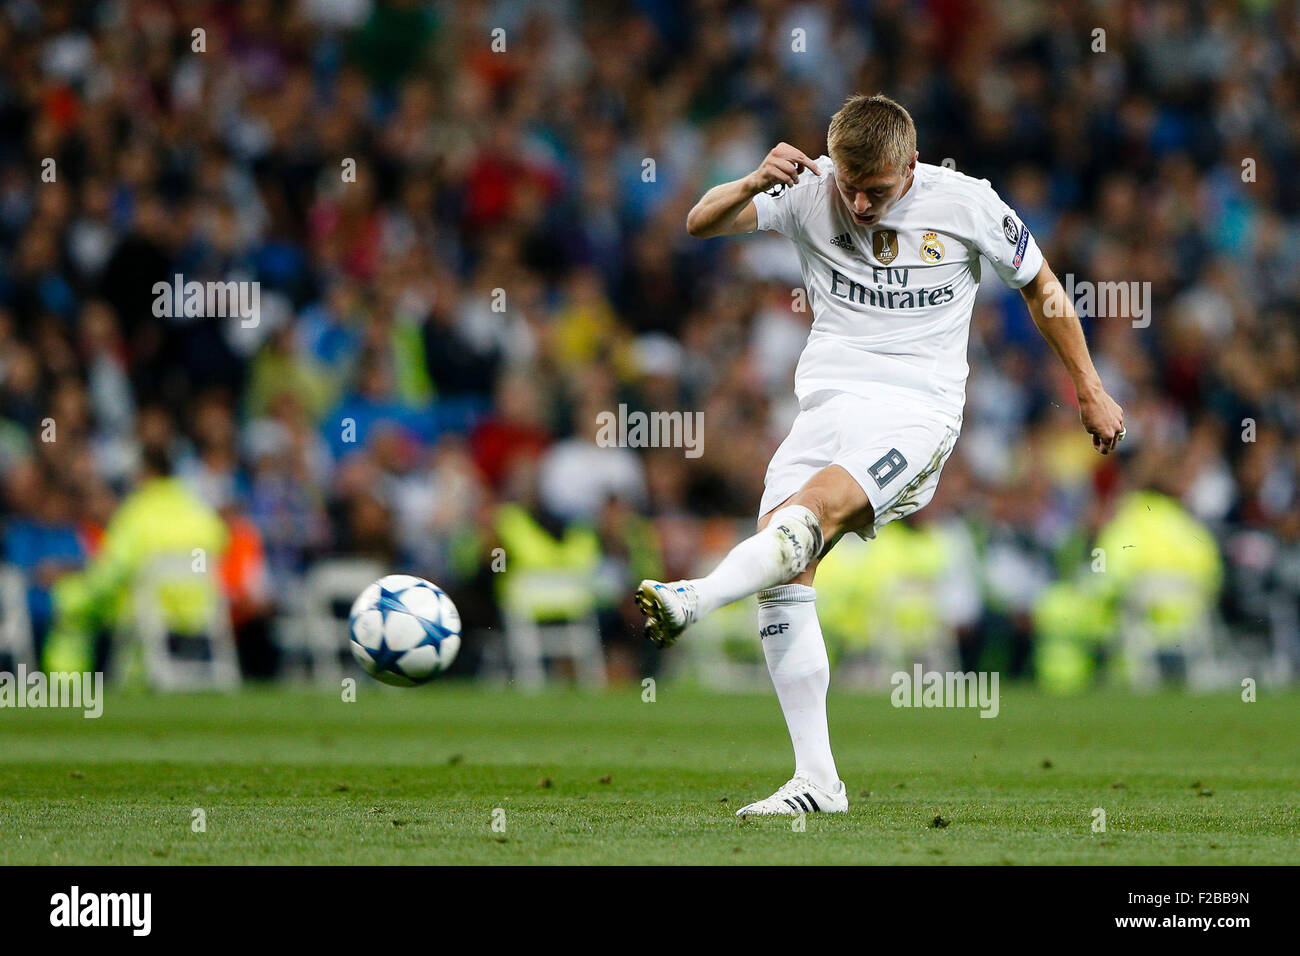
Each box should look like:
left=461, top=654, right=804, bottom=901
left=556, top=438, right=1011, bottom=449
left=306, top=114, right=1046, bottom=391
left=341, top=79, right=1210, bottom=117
left=907, top=151, right=918, bottom=172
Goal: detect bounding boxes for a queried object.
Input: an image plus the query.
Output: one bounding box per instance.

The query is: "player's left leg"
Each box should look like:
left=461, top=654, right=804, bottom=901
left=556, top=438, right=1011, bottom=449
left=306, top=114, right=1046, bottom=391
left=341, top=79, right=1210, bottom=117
left=637, top=467, right=868, bottom=814
left=731, top=467, right=869, bottom=816
left=736, top=413, right=961, bottom=815
left=742, top=578, right=848, bottom=815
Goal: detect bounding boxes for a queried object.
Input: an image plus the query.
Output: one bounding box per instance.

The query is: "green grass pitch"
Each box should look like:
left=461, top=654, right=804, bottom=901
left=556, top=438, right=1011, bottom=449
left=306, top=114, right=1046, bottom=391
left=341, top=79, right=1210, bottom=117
left=1, top=682, right=1296, bottom=864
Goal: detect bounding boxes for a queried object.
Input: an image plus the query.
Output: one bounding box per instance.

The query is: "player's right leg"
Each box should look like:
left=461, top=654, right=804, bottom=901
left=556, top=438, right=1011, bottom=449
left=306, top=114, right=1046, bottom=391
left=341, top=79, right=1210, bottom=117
left=633, top=500, right=818, bottom=647
left=635, top=464, right=871, bottom=647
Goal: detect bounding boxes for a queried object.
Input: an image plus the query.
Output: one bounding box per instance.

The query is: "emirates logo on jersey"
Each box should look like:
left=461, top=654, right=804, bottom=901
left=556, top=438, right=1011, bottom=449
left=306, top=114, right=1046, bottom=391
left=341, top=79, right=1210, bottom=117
left=871, top=229, right=898, bottom=264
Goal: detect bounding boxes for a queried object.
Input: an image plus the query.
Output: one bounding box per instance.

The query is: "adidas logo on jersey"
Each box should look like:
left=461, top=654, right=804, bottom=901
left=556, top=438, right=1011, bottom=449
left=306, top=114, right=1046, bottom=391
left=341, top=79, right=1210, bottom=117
left=830, top=232, right=855, bottom=250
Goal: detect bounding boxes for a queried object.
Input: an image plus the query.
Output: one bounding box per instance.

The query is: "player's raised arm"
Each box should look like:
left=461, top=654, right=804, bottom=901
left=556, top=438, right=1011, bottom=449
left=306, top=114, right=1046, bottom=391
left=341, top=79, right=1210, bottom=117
left=1020, top=261, right=1126, bottom=455
left=686, top=143, right=821, bottom=238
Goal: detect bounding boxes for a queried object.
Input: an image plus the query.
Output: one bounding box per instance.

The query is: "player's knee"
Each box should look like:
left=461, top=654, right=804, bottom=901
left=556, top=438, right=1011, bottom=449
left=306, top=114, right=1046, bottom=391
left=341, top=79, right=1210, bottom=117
left=791, top=487, right=871, bottom=543
left=836, top=497, right=875, bottom=537
left=791, top=489, right=832, bottom=531
left=781, top=562, right=818, bottom=587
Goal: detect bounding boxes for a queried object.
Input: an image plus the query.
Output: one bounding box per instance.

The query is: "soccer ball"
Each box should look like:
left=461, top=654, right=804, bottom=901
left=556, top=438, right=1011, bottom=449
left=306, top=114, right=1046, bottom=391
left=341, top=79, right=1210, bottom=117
left=349, top=574, right=461, bottom=686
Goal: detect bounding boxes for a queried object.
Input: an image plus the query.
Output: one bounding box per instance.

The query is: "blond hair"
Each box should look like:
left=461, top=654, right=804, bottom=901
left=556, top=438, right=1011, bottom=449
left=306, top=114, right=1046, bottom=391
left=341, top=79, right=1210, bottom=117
left=827, top=93, right=916, bottom=178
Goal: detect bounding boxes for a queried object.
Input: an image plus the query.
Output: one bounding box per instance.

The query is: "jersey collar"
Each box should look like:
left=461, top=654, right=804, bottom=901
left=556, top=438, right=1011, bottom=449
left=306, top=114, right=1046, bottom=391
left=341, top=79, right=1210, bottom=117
left=877, top=163, right=922, bottom=226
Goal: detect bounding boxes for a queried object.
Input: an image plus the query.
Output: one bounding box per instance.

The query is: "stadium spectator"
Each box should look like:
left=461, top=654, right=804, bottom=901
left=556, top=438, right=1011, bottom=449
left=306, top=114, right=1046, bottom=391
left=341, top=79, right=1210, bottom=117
left=0, top=0, right=1295, bottom=684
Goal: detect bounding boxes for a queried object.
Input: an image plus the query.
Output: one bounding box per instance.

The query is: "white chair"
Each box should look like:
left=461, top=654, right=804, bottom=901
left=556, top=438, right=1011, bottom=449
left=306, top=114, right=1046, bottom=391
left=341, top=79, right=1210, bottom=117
left=0, top=564, right=34, bottom=668
left=499, top=569, right=606, bottom=689
left=869, top=577, right=960, bottom=678
left=279, top=558, right=385, bottom=684
left=679, top=597, right=768, bottom=691
left=1119, top=572, right=1218, bottom=689
left=123, top=554, right=240, bottom=691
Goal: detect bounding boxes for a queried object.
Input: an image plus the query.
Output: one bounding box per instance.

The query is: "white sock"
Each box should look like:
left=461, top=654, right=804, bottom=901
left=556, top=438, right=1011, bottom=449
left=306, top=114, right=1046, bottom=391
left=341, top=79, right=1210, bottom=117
left=691, top=505, right=822, bottom=616
left=757, top=584, right=839, bottom=790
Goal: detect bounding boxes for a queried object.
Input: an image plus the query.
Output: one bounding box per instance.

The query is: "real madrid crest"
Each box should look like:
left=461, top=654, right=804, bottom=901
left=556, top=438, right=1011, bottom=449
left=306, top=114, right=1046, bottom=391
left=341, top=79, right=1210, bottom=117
left=871, top=229, right=898, bottom=264
left=920, top=231, right=945, bottom=263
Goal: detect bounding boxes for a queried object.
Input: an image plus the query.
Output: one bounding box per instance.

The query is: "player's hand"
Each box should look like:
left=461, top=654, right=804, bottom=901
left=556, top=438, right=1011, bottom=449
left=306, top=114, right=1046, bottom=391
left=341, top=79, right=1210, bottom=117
left=1078, top=386, right=1125, bottom=455
left=745, top=143, right=822, bottom=194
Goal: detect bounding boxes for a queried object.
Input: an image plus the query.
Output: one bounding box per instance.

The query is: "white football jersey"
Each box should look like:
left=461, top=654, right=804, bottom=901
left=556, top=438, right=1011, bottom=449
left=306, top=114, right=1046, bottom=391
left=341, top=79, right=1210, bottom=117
left=751, top=158, right=1043, bottom=426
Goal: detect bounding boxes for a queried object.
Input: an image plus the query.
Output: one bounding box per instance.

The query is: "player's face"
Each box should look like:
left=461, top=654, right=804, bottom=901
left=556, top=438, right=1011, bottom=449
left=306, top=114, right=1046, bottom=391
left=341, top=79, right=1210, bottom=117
left=834, top=154, right=917, bottom=227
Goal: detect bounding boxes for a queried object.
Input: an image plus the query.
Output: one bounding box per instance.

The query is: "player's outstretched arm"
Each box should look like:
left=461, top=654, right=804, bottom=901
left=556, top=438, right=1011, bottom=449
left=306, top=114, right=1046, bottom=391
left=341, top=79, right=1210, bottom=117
left=686, top=143, right=821, bottom=238
left=1020, top=262, right=1126, bottom=455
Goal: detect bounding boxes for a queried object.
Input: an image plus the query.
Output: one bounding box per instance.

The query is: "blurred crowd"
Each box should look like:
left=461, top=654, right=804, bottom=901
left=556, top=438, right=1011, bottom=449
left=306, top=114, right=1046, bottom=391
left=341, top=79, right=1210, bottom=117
left=0, top=0, right=1297, bottom=683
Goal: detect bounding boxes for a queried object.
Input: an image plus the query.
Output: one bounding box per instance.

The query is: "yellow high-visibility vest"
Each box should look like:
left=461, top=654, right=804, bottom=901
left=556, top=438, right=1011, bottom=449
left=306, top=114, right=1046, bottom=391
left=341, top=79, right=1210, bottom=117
left=494, top=504, right=600, bottom=620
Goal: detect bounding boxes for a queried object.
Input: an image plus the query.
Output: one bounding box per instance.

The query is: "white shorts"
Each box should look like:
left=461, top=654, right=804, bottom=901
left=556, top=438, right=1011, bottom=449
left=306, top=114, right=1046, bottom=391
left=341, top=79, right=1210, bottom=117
left=758, top=390, right=960, bottom=540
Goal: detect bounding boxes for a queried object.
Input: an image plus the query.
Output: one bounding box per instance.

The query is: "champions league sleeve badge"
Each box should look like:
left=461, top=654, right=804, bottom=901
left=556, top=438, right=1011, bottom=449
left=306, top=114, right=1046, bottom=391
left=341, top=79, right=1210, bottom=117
left=1012, top=224, right=1030, bottom=268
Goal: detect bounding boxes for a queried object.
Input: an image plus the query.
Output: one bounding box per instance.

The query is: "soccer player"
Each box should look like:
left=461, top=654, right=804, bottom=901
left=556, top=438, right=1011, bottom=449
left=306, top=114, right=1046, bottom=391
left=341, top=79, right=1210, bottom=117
left=635, top=94, right=1125, bottom=816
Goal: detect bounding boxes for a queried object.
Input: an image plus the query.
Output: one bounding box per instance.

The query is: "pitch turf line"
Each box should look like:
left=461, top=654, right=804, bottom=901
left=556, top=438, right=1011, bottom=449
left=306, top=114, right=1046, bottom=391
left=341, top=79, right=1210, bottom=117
left=0, top=685, right=1295, bottom=864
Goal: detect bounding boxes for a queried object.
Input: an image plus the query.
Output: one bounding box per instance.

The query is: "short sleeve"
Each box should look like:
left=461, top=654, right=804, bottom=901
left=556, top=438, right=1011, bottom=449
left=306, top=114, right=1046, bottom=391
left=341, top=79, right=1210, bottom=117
left=752, top=182, right=800, bottom=237
left=973, top=189, right=1043, bottom=289
left=750, top=157, right=828, bottom=240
